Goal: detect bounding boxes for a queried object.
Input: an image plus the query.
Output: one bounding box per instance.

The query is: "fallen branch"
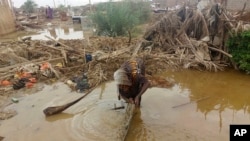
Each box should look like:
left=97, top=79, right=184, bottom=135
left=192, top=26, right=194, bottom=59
left=240, top=2, right=247, bottom=17
left=208, top=46, right=232, bottom=58
left=132, top=41, right=142, bottom=57
left=44, top=35, right=73, bottom=50
left=40, top=43, right=83, bottom=59
left=43, top=85, right=98, bottom=116
left=96, top=47, right=131, bottom=60
left=44, top=35, right=88, bottom=55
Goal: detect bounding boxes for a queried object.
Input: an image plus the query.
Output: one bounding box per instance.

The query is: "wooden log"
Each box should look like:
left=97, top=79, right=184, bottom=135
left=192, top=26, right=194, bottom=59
left=43, top=85, right=98, bottom=116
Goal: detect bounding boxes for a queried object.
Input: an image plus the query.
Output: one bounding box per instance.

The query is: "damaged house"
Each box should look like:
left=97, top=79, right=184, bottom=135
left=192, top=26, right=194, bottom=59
left=0, top=0, right=15, bottom=35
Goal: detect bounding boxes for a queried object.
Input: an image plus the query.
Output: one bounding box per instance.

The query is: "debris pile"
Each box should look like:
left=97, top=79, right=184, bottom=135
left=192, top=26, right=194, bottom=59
left=1, top=3, right=250, bottom=118
left=0, top=33, right=175, bottom=95
left=2, top=3, right=250, bottom=94
left=143, top=3, right=250, bottom=71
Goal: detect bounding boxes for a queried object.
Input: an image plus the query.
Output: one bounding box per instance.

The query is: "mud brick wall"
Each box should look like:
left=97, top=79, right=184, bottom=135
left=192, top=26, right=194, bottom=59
left=0, top=0, right=16, bottom=35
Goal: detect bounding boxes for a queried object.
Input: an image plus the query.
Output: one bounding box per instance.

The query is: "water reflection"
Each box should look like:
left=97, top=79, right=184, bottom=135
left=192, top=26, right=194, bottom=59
left=125, top=108, right=155, bottom=141
left=48, top=28, right=57, bottom=39
left=25, top=25, right=84, bottom=40
left=45, top=113, right=74, bottom=122
left=62, top=25, right=69, bottom=35
left=163, top=69, right=250, bottom=131
left=0, top=70, right=250, bottom=141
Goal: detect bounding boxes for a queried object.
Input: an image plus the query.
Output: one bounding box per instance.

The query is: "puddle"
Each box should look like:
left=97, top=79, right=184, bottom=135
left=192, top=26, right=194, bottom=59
left=25, top=24, right=84, bottom=40
left=0, top=24, right=85, bottom=41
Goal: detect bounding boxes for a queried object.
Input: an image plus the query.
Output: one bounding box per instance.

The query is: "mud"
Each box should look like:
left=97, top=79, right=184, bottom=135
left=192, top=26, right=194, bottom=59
left=0, top=69, right=249, bottom=141
left=1, top=4, right=250, bottom=140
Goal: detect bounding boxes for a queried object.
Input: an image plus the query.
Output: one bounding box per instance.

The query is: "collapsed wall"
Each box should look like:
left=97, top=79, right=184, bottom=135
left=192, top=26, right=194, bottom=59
left=0, top=0, right=16, bottom=35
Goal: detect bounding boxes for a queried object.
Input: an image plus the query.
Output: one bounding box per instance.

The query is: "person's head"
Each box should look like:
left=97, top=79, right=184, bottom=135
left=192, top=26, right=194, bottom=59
left=114, top=68, right=131, bottom=89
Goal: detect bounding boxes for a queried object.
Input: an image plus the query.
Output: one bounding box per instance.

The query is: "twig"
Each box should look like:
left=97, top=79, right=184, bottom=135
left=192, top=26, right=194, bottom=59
left=208, top=46, right=232, bottom=58
left=222, top=12, right=234, bottom=29
left=111, top=106, right=125, bottom=110
left=97, top=47, right=130, bottom=61
left=132, top=41, right=142, bottom=58
left=240, top=2, right=247, bottom=17
left=172, top=96, right=210, bottom=108
left=39, top=43, right=64, bottom=51
left=184, top=34, right=203, bottom=61
left=45, top=35, right=73, bottom=50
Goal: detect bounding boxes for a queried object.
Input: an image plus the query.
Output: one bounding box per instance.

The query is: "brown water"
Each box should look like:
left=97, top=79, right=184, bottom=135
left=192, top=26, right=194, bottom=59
left=0, top=69, right=250, bottom=141
left=26, top=24, right=84, bottom=40
left=0, top=24, right=84, bottom=41
left=27, top=24, right=84, bottom=40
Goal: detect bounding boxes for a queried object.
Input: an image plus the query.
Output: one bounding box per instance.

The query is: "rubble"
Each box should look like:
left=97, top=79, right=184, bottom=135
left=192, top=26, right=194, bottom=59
left=1, top=3, right=249, bottom=94
left=1, top=2, right=250, bottom=120
left=143, top=3, right=250, bottom=72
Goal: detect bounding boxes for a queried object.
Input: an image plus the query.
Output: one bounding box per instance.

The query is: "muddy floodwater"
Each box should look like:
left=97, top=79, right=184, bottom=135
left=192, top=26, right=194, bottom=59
left=0, top=69, right=250, bottom=141
left=26, top=24, right=84, bottom=40
left=0, top=24, right=85, bottom=41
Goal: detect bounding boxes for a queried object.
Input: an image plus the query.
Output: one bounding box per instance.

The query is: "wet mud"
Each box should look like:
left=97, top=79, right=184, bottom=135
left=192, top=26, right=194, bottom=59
left=0, top=69, right=250, bottom=141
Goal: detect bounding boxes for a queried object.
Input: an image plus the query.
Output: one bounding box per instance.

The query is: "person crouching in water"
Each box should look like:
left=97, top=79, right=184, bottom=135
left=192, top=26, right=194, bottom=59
left=114, top=58, right=150, bottom=107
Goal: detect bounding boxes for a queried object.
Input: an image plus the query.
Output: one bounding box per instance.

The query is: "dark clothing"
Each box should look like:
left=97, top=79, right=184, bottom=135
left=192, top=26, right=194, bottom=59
left=118, top=58, right=146, bottom=100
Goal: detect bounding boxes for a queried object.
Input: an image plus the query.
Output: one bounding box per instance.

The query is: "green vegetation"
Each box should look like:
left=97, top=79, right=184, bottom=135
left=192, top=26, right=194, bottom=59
left=21, top=0, right=37, bottom=14
left=58, top=4, right=66, bottom=11
left=58, top=4, right=68, bottom=12
left=90, top=0, right=151, bottom=40
left=227, top=30, right=250, bottom=74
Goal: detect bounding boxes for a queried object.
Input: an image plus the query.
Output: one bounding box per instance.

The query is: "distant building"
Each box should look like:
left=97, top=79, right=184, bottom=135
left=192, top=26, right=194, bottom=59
left=0, top=0, right=16, bottom=35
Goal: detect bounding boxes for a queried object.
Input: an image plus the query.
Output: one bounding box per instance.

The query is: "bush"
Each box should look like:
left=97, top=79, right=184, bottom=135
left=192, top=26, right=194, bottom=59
left=21, top=0, right=37, bottom=14
left=90, top=0, right=151, bottom=37
left=227, top=30, right=250, bottom=73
